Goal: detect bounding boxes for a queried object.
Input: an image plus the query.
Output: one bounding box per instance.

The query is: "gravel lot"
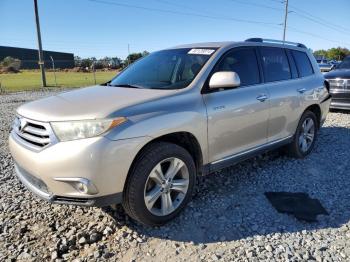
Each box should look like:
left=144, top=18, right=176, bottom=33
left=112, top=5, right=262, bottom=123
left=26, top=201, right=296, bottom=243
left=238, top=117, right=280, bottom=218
left=1, top=91, right=350, bottom=261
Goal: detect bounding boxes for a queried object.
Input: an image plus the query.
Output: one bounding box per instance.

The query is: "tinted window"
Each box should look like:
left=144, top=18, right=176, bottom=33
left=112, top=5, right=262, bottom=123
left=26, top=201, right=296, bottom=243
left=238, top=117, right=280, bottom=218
left=286, top=49, right=299, bottom=78
left=215, top=48, right=260, bottom=86
left=260, top=47, right=291, bottom=82
left=291, top=50, right=314, bottom=77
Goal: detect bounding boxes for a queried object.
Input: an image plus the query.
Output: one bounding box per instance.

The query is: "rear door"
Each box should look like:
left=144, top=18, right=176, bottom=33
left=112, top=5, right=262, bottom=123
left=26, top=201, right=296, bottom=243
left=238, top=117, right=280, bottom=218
left=258, top=46, right=302, bottom=142
left=203, top=47, right=270, bottom=163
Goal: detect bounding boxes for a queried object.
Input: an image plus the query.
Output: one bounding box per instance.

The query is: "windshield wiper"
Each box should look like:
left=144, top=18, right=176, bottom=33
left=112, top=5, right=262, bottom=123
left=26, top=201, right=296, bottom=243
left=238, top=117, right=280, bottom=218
left=108, top=83, right=144, bottom=89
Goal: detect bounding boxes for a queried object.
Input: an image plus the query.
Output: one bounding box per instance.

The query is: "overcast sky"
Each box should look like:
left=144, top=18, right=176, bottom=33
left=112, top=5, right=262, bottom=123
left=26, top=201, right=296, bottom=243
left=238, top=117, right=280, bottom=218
left=1, top=0, right=349, bottom=59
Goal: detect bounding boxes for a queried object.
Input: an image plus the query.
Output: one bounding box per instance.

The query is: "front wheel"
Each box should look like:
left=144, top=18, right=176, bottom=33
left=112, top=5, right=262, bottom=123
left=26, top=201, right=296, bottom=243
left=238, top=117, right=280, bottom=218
left=287, top=110, right=318, bottom=158
left=122, top=142, right=196, bottom=226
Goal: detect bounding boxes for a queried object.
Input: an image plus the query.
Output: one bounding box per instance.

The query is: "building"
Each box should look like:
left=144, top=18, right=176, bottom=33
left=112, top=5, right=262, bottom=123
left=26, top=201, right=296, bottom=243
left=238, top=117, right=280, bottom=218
left=0, top=46, right=74, bottom=69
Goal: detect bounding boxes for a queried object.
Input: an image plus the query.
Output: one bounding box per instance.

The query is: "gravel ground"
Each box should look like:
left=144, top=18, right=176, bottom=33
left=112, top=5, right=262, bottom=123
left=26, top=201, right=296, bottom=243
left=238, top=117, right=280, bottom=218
left=0, top=91, right=350, bottom=262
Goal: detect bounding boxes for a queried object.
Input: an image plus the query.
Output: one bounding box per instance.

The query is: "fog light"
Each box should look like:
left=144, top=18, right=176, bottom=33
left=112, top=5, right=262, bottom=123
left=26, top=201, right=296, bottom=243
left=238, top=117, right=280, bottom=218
left=54, top=177, right=99, bottom=195
left=76, top=182, right=88, bottom=194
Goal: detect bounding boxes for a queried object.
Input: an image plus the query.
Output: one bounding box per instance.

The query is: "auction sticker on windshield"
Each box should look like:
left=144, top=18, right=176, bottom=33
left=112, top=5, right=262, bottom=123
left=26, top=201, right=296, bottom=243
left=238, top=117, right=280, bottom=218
left=188, top=49, right=215, bottom=55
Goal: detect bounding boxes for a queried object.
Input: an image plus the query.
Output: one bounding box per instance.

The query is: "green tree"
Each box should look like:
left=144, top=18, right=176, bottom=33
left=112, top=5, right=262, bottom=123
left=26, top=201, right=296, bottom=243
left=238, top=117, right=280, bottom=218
left=313, top=49, right=327, bottom=59
left=142, top=50, right=150, bottom=57
left=1, top=56, right=21, bottom=70
left=74, top=56, right=82, bottom=67
left=126, top=53, right=143, bottom=64
left=327, top=47, right=350, bottom=61
left=313, top=47, right=350, bottom=61
left=126, top=51, right=149, bottom=65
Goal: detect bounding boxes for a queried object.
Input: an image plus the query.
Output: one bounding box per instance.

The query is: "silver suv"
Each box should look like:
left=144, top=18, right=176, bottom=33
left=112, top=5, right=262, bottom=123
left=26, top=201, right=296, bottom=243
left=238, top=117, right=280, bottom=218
left=10, top=38, right=331, bottom=226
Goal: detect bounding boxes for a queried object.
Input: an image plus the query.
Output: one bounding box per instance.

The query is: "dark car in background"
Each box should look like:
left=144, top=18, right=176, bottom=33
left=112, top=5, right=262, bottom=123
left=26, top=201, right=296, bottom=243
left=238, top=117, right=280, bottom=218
left=324, top=56, right=350, bottom=110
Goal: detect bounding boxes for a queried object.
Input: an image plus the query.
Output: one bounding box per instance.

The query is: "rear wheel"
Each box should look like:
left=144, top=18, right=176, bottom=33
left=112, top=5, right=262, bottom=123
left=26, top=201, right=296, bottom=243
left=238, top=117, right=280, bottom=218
left=287, top=110, right=318, bottom=158
left=122, top=142, right=196, bottom=226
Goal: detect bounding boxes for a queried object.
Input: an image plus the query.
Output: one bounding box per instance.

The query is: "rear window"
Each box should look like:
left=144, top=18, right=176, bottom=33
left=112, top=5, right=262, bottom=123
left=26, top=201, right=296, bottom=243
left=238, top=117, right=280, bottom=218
left=291, top=50, right=314, bottom=77
left=260, top=47, right=291, bottom=82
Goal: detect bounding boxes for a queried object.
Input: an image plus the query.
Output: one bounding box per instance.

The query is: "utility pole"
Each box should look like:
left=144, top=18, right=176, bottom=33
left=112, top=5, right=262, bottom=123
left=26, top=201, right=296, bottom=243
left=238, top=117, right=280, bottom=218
left=282, top=0, right=289, bottom=42
left=34, top=0, right=47, bottom=87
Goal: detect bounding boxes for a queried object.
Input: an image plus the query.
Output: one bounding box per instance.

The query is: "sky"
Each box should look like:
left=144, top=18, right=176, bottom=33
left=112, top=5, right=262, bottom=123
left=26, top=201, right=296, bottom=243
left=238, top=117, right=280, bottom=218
left=1, top=0, right=350, bottom=59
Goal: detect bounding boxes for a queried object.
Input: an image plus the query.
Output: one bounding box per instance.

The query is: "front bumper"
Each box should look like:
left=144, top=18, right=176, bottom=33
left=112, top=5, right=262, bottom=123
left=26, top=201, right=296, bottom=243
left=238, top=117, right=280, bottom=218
left=329, top=92, right=350, bottom=110
left=9, top=132, right=150, bottom=206
left=14, top=163, right=122, bottom=206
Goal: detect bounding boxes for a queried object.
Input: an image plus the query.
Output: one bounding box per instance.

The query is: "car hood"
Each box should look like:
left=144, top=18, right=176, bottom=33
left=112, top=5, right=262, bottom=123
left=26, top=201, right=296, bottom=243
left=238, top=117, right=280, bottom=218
left=17, top=85, right=177, bottom=122
left=324, top=69, right=350, bottom=79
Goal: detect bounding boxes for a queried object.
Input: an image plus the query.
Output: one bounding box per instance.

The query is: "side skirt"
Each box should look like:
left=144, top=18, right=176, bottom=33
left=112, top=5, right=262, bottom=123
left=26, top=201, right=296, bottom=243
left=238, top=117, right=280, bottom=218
left=204, top=136, right=293, bottom=174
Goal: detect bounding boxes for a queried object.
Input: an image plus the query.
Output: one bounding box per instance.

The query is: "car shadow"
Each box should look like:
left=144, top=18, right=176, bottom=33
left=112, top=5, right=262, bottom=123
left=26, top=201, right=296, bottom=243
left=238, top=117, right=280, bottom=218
left=104, top=126, right=350, bottom=244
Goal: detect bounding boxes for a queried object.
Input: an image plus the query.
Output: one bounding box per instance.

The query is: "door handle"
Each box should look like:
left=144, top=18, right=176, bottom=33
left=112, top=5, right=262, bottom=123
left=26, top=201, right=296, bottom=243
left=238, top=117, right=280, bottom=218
left=256, top=94, right=268, bottom=102
left=297, top=88, right=307, bottom=94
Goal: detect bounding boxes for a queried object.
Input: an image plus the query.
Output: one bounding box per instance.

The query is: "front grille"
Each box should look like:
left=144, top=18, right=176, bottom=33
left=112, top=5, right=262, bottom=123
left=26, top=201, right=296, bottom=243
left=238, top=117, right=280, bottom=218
left=53, top=196, right=93, bottom=205
left=12, top=116, right=56, bottom=151
left=328, top=79, right=350, bottom=93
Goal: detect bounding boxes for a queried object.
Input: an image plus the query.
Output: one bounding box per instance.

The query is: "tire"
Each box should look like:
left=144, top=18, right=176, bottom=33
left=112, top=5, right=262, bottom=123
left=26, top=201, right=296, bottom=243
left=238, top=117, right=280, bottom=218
left=287, top=110, right=318, bottom=158
left=122, top=142, right=196, bottom=226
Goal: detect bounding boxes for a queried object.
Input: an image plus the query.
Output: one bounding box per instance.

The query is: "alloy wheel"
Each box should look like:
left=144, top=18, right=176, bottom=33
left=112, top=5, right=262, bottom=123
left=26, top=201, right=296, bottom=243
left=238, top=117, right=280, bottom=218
left=144, top=157, right=189, bottom=216
left=298, top=117, right=315, bottom=152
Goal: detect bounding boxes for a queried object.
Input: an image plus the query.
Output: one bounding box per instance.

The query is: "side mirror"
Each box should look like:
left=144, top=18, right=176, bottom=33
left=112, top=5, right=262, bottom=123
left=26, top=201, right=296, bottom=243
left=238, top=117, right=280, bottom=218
left=209, top=71, right=241, bottom=90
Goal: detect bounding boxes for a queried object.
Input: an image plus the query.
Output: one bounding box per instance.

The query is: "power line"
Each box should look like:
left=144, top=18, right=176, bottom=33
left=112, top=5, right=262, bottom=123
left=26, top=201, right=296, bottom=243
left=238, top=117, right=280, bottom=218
left=227, top=0, right=283, bottom=12
left=287, top=26, right=350, bottom=46
left=268, top=0, right=350, bottom=34
left=291, top=11, right=350, bottom=35
left=164, top=0, right=350, bottom=45
left=229, top=0, right=350, bottom=35
left=87, top=0, right=279, bottom=26
left=289, top=4, right=350, bottom=33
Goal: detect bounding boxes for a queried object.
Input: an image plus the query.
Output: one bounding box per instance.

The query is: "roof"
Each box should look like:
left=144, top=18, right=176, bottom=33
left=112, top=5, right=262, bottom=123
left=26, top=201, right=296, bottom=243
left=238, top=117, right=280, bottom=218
left=171, top=39, right=307, bottom=51
left=172, top=41, right=235, bottom=49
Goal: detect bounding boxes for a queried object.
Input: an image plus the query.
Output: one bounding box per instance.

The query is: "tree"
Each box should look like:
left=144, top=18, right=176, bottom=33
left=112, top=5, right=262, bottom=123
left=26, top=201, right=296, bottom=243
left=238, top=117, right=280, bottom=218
left=142, top=50, right=150, bottom=57
left=0, top=56, right=21, bottom=70
left=313, top=47, right=350, bottom=61
left=313, top=49, right=327, bottom=59
left=327, top=47, right=350, bottom=61
left=126, top=51, right=149, bottom=65
left=80, top=57, right=96, bottom=69
left=126, top=53, right=143, bottom=64
left=74, top=56, right=82, bottom=67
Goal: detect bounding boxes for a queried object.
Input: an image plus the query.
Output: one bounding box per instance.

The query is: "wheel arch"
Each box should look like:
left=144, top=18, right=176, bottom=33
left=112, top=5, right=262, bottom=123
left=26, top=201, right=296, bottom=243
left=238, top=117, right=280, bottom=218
left=123, top=131, right=204, bottom=193
left=303, top=104, right=322, bottom=128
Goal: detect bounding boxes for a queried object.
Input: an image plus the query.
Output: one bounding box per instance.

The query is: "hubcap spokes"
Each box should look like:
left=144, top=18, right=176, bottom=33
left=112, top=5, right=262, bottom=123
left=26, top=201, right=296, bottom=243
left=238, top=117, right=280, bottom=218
left=299, top=117, right=315, bottom=152
left=144, top=157, right=189, bottom=216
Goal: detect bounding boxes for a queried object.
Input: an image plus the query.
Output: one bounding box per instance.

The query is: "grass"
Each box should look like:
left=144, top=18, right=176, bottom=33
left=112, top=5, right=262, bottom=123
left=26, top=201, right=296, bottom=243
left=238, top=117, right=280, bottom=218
left=0, top=70, right=119, bottom=92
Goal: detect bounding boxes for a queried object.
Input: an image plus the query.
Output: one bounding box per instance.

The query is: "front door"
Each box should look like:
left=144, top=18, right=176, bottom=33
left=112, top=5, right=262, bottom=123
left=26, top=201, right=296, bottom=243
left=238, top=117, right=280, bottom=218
left=203, top=47, right=270, bottom=163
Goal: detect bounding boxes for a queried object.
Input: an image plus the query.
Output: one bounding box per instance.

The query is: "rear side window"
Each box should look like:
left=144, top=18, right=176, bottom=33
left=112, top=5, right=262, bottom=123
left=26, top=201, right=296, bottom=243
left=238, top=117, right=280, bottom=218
left=291, top=50, right=314, bottom=77
left=260, top=47, right=291, bottom=82
left=215, top=48, right=260, bottom=86
left=286, top=49, right=299, bottom=79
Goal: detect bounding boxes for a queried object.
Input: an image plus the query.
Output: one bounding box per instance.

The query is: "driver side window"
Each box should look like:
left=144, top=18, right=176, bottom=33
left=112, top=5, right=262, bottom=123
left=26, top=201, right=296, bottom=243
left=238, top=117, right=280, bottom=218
left=215, top=48, right=261, bottom=86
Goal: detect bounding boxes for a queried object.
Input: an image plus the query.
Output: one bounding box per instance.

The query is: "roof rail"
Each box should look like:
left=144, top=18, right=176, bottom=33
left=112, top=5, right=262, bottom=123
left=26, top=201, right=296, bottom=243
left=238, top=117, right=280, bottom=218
left=245, top=38, right=307, bottom=48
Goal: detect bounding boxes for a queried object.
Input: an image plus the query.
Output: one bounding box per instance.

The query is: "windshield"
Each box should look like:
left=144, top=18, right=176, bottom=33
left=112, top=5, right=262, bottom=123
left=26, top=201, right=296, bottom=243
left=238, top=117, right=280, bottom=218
left=109, top=48, right=217, bottom=89
left=337, top=57, right=350, bottom=69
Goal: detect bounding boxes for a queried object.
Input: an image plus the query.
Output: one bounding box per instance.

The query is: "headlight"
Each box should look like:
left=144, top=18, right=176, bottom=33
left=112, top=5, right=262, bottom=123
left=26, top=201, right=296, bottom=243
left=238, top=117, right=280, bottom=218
left=51, top=117, right=127, bottom=141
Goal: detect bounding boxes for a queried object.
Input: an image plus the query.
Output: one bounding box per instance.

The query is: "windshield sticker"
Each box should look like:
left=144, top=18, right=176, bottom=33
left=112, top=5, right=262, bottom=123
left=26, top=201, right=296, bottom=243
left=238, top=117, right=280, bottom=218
left=188, top=49, right=215, bottom=55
